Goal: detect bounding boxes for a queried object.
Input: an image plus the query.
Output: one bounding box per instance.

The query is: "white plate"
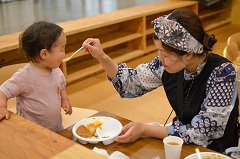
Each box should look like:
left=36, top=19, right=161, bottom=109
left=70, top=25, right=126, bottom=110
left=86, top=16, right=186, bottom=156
left=184, top=152, right=231, bottom=159
left=72, top=116, right=122, bottom=145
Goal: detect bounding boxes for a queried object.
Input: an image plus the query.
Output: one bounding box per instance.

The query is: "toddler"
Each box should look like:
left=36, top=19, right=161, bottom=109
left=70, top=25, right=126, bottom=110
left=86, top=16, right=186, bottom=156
left=0, top=21, right=72, bottom=132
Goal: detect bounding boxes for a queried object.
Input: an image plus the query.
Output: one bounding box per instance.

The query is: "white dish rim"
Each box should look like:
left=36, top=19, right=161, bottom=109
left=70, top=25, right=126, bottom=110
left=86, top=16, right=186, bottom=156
left=184, top=152, right=231, bottom=159
left=72, top=116, right=122, bottom=142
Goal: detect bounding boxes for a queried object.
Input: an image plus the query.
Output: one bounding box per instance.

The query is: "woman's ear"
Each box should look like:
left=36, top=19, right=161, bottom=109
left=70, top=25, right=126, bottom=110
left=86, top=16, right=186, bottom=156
left=184, top=52, right=193, bottom=60
left=40, top=49, right=48, bottom=60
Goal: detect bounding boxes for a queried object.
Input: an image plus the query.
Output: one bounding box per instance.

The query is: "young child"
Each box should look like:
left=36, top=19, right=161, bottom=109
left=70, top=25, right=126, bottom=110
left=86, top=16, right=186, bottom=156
left=0, top=21, right=72, bottom=132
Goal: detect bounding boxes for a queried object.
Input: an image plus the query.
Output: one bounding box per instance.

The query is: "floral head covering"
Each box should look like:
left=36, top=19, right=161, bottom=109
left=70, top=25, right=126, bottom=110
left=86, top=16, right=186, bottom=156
left=151, top=14, right=204, bottom=54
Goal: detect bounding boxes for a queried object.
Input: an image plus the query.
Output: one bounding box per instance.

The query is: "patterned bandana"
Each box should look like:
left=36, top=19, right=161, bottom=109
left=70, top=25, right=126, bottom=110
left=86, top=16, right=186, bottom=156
left=151, top=14, right=204, bottom=54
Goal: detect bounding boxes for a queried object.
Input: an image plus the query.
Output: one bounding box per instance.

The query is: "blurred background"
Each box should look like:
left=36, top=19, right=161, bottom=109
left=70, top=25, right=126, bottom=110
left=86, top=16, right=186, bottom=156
left=0, top=0, right=162, bottom=36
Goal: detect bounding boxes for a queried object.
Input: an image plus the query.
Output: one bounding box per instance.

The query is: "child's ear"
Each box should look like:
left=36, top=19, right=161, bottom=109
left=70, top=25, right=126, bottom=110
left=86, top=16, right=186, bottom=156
left=40, top=49, right=48, bottom=59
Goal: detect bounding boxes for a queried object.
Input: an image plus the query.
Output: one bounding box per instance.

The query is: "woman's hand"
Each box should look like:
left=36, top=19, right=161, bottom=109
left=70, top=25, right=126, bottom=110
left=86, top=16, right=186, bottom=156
left=114, top=121, right=146, bottom=143
left=82, top=38, right=119, bottom=79
left=82, top=38, right=106, bottom=60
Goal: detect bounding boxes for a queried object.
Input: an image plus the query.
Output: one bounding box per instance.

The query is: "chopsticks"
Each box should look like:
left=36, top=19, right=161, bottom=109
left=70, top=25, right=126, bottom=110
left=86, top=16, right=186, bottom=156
left=195, top=148, right=202, bottom=159
left=62, top=41, right=92, bottom=62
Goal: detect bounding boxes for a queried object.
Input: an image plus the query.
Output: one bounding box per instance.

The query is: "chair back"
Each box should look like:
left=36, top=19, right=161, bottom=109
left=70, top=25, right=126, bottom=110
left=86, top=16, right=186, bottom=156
left=0, top=63, right=27, bottom=84
left=227, top=32, right=240, bottom=50
left=223, top=32, right=240, bottom=117
left=223, top=32, right=240, bottom=70
left=223, top=42, right=238, bottom=63
left=0, top=63, right=27, bottom=113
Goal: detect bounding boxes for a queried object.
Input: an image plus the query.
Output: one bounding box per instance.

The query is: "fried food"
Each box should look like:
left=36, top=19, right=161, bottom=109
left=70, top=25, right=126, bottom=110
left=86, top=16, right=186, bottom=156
left=202, top=154, right=225, bottom=159
left=76, top=125, right=92, bottom=138
left=87, top=120, right=103, bottom=135
left=76, top=120, right=103, bottom=138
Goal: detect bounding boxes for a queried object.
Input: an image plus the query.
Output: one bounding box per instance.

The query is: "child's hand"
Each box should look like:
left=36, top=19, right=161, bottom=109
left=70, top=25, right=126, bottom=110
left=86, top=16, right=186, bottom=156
left=61, top=99, right=72, bottom=115
left=0, top=107, right=10, bottom=120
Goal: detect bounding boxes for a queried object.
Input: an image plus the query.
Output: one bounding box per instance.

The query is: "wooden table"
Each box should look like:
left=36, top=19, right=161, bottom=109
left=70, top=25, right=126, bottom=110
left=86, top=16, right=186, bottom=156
left=0, top=112, right=107, bottom=159
left=58, top=111, right=218, bottom=159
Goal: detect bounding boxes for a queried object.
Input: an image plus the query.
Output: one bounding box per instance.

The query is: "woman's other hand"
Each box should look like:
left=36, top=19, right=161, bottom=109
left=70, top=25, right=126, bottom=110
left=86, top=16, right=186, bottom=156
left=114, top=121, right=146, bottom=143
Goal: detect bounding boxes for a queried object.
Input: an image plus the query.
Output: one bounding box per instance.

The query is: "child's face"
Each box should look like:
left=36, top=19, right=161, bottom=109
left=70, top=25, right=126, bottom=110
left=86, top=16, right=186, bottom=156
left=47, top=31, right=67, bottom=69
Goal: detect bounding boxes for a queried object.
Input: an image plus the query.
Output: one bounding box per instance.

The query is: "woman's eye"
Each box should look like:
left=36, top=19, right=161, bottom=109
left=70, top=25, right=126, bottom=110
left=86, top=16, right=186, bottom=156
left=162, top=54, right=167, bottom=58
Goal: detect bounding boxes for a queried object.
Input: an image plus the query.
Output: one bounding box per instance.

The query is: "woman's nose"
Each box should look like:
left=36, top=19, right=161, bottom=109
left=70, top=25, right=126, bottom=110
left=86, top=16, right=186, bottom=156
left=158, top=55, right=163, bottom=62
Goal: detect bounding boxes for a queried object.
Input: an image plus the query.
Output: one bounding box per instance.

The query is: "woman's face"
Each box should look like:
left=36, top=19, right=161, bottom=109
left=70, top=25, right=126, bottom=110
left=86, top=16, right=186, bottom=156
left=154, top=39, right=186, bottom=73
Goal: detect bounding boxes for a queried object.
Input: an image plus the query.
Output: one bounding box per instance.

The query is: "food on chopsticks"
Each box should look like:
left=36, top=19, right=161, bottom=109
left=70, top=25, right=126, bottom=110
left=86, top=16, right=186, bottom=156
left=76, top=120, right=103, bottom=139
left=202, top=154, right=225, bottom=159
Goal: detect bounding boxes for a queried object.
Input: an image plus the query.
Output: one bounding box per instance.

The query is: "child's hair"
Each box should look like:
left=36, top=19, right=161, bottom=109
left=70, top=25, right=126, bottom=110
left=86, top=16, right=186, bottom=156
left=19, top=21, right=64, bottom=62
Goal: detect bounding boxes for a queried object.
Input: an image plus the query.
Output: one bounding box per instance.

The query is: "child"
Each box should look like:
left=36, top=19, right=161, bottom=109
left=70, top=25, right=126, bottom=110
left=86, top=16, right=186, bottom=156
left=0, top=21, right=72, bottom=132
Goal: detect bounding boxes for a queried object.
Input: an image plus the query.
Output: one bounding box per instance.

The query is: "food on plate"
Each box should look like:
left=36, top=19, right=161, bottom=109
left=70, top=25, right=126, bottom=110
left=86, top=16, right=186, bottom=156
left=72, top=117, right=123, bottom=145
left=76, top=125, right=92, bottom=138
left=185, top=152, right=230, bottom=159
left=202, top=154, right=225, bottom=159
left=76, top=120, right=103, bottom=138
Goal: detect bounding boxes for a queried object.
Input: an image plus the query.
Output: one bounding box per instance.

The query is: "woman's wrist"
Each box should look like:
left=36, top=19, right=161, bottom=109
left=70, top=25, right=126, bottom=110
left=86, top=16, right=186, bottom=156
left=142, top=123, right=149, bottom=136
left=142, top=123, right=168, bottom=139
left=97, top=52, right=109, bottom=62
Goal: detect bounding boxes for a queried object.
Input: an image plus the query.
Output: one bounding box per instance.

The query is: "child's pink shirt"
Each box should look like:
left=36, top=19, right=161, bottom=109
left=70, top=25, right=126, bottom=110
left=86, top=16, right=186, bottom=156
left=0, top=63, right=66, bottom=132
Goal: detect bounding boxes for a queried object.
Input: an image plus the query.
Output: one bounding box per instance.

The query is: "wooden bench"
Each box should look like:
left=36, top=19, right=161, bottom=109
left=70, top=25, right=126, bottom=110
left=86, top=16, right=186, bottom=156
left=0, top=1, right=198, bottom=84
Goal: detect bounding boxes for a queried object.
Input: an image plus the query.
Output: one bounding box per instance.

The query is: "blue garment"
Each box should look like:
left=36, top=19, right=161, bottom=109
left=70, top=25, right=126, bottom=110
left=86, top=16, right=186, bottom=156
left=108, top=55, right=238, bottom=148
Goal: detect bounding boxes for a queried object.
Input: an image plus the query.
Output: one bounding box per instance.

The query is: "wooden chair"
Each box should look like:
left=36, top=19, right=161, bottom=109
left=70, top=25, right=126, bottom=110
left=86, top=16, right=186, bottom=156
left=0, top=63, right=27, bottom=113
left=223, top=32, right=240, bottom=79
left=224, top=32, right=240, bottom=66
left=223, top=35, right=240, bottom=112
left=223, top=32, right=240, bottom=145
left=0, top=63, right=27, bottom=84
left=223, top=42, right=238, bottom=63
left=227, top=32, right=240, bottom=49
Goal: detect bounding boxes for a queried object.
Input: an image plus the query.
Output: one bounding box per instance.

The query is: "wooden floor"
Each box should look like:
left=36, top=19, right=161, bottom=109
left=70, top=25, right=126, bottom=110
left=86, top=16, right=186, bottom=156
left=65, top=24, right=240, bottom=124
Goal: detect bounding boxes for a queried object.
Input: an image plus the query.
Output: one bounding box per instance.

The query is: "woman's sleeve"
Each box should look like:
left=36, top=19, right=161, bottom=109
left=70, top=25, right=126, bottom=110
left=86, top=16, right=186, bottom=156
left=109, top=56, right=164, bottom=98
left=166, top=62, right=238, bottom=147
